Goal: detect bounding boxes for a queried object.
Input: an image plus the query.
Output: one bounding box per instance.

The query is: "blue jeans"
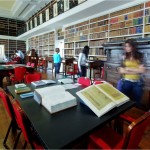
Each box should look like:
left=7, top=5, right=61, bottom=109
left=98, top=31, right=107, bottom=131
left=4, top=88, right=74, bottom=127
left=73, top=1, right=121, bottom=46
left=54, top=63, right=61, bottom=74
left=117, top=79, right=143, bottom=107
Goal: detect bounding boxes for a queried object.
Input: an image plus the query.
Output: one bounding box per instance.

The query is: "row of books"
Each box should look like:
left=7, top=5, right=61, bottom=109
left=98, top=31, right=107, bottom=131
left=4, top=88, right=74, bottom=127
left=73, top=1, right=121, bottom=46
left=145, top=25, right=150, bottom=32
left=64, top=49, right=74, bottom=55
left=90, top=26, right=108, bottom=33
left=75, top=20, right=89, bottom=28
left=110, top=18, right=143, bottom=30
left=64, top=37, right=74, bottom=43
left=110, top=10, right=143, bottom=24
left=75, top=41, right=88, bottom=48
left=109, top=26, right=143, bottom=36
left=145, top=16, right=150, bottom=24
left=89, top=32, right=108, bottom=39
left=146, top=1, right=150, bottom=8
left=74, top=35, right=88, bottom=41
left=89, top=48, right=105, bottom=55
left=110, top=4, right=144, bottom=17
left=75, top=25, right=89, bottom=32
left=90, top=14, right=109, bottom=23
left=89, top=39, right=107, bottom=47
left=90, top=20, right=108, bottom=28
left=74, top=30, right=89, bottom=36
left=64, top=43, right=74, bottom=49
left=65, top=33, right=74, bottom=38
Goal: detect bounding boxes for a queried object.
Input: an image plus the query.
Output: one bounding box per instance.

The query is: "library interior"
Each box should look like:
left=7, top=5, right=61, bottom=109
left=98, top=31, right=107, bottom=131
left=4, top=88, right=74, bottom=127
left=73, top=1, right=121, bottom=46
left=0, top=0, right=150, bottom=149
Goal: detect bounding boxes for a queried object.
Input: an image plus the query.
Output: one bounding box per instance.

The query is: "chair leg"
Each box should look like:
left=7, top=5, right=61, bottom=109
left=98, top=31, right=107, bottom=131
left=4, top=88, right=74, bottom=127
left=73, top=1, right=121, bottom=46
left=13, top=130, right=22, bottom=149
left=23, top=141, right=27, bottom=149
left=3, top=120, right=13, bottom=147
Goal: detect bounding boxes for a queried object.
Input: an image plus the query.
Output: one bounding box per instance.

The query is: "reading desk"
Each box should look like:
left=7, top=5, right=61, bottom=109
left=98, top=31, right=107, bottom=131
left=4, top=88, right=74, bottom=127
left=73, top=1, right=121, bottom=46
left=7, top=84, right=135, bottom=149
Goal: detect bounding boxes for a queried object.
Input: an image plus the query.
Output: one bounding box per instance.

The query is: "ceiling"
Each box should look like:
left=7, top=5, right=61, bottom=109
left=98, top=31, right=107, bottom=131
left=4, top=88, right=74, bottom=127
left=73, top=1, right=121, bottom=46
left=0, top=0, right=51, bottom=20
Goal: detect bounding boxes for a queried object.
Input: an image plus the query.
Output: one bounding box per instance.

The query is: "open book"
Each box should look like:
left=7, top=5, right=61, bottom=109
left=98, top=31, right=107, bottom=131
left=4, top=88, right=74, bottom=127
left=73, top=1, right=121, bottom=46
left=34, top=85, right=77, bottom=114
left=76, top=82, right=129, bottom=117
left=31, top=80, right=56, bottom=87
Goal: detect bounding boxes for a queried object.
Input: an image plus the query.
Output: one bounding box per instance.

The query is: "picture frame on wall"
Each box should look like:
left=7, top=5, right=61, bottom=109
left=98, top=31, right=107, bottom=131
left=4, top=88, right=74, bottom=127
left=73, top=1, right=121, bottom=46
left=78, top=0, right=86, bottom=4
left=30, top=20, right=33, bottom=29
left=49, top=6, right=53, bottom=19
left=53, top=2, right=58, bottom=17
left=26, top=22, right=29, bottom=31
left=37, top=15, right=40, bottom=25
left=40, top=13, right=43, bottom=24
left=34, top=17, right=37, bottom=27
left=57, top=0, right=64, bottom=15
left=64, top=0, right=69, bottom=11
left=46, top=8, right=49, bottom=21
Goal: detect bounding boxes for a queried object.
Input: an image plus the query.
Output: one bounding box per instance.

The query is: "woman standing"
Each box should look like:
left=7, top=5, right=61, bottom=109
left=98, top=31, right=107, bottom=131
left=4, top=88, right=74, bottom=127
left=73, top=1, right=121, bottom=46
left=78, top=45, right=90, bottom=77
left=53, top=48, right=61, bottom=77
left=118, top=39, right=145, bottom=107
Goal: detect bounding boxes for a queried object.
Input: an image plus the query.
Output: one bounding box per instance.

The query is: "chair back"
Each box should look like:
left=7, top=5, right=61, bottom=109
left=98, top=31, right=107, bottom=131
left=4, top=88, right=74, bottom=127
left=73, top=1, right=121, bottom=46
left=12, top=101, right=32, bottom=144
left=0, top=88, right=16, bottom=121
left=26, top=62, right=31, bottom=66
left=25, top=73, right=41, bottom=84
left=78, top=77, right=91, bottom=86
left=123, top=112, right=150, bottom=149
left=12, top=100, right=44, bottom=149
left=6, top=62, right=16, bottom=65
left=14, top=67, right=26, bottom=82
left=30, top=63, right=35, bottom=68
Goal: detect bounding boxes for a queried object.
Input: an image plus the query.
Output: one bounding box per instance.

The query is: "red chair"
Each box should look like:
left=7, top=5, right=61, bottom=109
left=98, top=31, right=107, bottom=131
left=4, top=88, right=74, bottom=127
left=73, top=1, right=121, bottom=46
left=0, top=88, right=21, bottom=149
left=78, top=77, right=91, bottom=86
left=26, top=62, right=31, bottom=66
left=67, top=64, right=79, bottom=78
left=6, top=61, right=16, bottom=65
left=31, top=63, right=35, bottom=68
left=10, top=66, right=26, bottom=84
left=25, top=73, right=41, bottom=84
left=12, top=100, right=44, bottom=149
left=88, top=112, right=150, bottom=149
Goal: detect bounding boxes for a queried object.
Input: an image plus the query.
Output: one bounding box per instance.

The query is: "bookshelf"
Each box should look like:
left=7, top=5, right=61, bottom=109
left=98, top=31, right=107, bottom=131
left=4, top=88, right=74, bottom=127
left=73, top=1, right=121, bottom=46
left=144, top=1, right=150, bottom=37
left=27, top=1, right=150, bottom=59
left=28, top=31, right=55, bottom=57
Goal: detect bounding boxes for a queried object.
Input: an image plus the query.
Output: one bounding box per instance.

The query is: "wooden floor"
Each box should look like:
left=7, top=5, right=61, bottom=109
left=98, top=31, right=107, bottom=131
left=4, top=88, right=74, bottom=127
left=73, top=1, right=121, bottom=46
left=0, top=70, right=150, bottom=149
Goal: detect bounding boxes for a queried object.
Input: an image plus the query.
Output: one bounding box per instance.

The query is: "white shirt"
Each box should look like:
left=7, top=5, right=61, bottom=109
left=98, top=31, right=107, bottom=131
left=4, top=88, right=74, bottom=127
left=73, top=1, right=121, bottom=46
left=16, top=50, right=24, bottom=59
left=78, top=53, right=87, bottom=71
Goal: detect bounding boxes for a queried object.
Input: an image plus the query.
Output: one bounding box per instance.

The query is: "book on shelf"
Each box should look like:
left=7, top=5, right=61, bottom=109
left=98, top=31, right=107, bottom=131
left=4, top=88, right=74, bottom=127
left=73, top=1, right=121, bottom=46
left=76, top=82, right=129, bottom=117
left=31, top=80, right=56, bottom=87
left=34, top=85, right=77, bottom=114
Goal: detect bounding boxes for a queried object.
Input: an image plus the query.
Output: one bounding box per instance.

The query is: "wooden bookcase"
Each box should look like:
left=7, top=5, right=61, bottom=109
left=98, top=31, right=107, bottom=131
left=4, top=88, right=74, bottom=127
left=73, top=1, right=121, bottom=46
left=144, top=1, right=150, bottom=37
left=28, top=31, right=55, bottom=57
left=109, top=3, right=144, bottom=42
left=28, top=1, right=150, bottom=59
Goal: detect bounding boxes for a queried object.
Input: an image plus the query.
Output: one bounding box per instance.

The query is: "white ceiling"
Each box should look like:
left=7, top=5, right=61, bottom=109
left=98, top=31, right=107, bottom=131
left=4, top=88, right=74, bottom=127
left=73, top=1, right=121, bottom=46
left=0, top=0, right=51, bottom=20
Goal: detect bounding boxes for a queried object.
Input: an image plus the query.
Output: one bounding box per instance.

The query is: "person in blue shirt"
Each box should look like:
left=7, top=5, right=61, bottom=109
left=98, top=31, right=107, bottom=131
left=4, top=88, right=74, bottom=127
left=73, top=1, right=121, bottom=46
left=53, top=48, right=61, bottom=77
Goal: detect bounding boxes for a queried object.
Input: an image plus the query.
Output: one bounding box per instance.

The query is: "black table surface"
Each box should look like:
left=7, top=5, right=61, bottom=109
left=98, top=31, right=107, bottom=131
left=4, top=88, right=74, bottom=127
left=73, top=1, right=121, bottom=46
left=7, top=84, right=135, bottom=149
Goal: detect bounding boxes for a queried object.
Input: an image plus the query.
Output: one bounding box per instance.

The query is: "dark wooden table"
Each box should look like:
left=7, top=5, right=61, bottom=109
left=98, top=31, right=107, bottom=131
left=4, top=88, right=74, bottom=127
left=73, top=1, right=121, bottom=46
left=0, top=65, right=34, bottom=87
left=7, top=84, right=135, bottom=149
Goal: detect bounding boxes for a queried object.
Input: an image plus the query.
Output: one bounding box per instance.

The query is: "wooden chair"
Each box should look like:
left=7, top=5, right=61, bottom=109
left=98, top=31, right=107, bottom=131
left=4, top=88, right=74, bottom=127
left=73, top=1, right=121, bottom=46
left=0, top=88, right=21, bottom=149
left=88, top=112, right=150, bottom=149
left=12, top=100, right=44, bottom=149
left=25, top=73, right=41, bottom=84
